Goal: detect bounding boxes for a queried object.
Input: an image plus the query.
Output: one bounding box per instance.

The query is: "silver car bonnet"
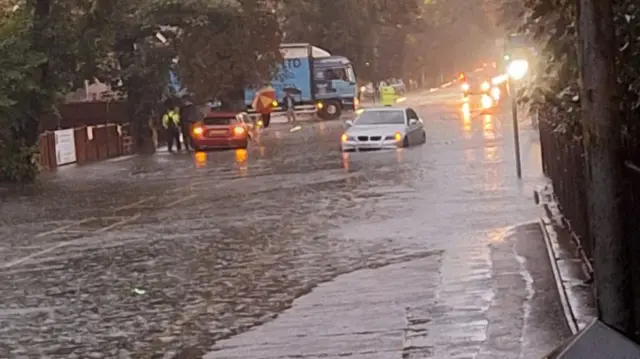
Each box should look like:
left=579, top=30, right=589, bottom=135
left=345, top=124, right=406, bottom=137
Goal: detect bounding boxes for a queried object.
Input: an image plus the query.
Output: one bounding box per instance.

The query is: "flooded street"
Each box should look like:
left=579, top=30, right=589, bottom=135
left=0, top=87, right=570, bottom=358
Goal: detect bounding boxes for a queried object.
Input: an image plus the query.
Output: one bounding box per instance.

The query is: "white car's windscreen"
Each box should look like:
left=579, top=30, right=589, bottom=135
left=355, top=111, right=405, bottom=125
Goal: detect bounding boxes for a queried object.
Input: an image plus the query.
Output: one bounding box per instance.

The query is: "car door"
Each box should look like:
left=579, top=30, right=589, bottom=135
left=405, top=108, right=421, bottom=143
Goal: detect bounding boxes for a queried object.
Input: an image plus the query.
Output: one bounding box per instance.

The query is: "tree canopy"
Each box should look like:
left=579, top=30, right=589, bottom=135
left=0, top=0, right=283, bottom=182
left=279, top=0, right=497, bottom=84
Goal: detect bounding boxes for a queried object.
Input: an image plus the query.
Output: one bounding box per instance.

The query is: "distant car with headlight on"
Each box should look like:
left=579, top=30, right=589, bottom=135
left=340, top=107, right=426, bottom=151
left=460, top=74, right=494, bottom=98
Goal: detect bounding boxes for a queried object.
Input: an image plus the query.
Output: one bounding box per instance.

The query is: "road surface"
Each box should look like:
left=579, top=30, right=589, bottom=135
left=0, top=82, right=570, bottom=358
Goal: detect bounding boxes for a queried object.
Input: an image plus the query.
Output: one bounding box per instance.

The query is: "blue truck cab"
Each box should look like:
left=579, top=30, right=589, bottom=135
left=244, top=43, right=358, bottom=121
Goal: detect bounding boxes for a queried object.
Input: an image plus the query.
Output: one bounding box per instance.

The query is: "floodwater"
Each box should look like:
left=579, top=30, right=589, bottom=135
left=0, top=84, right=569, bottom=358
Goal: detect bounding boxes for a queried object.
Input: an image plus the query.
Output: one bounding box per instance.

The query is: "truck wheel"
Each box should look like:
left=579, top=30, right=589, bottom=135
left=320, top=101, right=342, bottom=121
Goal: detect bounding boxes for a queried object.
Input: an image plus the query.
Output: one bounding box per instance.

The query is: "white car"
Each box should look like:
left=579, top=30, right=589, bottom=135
left=340, top=107, right=426, bottom=151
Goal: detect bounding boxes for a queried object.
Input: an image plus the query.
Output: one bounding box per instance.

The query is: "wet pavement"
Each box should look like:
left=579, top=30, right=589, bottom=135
left=0, top=82, right=570, bottom=358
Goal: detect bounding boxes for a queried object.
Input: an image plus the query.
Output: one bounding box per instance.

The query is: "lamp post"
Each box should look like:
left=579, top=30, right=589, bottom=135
left=506, top=59, right=529, bottom=179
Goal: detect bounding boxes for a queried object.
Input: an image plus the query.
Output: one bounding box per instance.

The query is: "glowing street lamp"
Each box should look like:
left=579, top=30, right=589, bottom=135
left=507, top=59, right=529, bottom=80
left=506, top=58, right=529, bottom=179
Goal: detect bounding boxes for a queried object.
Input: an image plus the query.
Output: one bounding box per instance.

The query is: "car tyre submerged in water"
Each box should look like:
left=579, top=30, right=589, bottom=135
left=402, top=136, right=410, bottom=148
left=421, top=130, right=426, bottom=143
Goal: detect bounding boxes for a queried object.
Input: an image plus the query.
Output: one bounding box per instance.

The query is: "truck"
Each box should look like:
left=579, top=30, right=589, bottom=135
left=244, top=43, right=358, bottom=121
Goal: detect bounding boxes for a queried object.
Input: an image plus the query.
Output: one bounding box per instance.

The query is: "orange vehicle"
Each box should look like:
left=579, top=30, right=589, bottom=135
left=191, top=111, right=253, bottom=150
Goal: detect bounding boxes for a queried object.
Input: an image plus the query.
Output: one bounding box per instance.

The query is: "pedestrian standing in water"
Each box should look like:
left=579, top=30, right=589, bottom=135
left=282, top=90, right=296, bottom=124
left=179, top=94, right=198, bottom=151
left=162, top=99, right=181, bottom=153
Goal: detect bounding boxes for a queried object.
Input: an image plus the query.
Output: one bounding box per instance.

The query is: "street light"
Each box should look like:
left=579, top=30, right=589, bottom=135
left=507, top=59, right=529, bottom=80
left=506, top=59, right=529, bottom=179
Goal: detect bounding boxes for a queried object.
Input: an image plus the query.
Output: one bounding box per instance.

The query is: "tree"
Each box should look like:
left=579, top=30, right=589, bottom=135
left=499, top=0, right=640, bottom=337
left=0, top=0, right=118, bottom=182
left=0, top=9, right=45, bottom=182
left=578, top=0, right=632, bottom=335
left=278, top=0, right=424, bottom=83
left=175, top=0, right=283, bottom=107
left=97, top=0, right=283, bottom=151
left=0, top=0, right=284, bottom=177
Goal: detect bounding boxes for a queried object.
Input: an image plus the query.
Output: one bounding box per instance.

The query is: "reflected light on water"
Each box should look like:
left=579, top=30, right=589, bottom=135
left=235, top=149, right=248, bottom=176
left=319, top=122, right=326, bottom=134
left=235, top=148, right=248, bottom=164
left=488, top=228, right=506, bottom=243
left=258, top=145, right=266, bottom=157
left=396, top=148, right=403, bottom=163
left=484, top=146, right=497, bottom=162
left=194, top=151, right=207, bottom=168
left=341, top=151, right=350, bottom=171
left=461, top=103, right=471, bottom=135
left=462, top=102, right=471, bottom=119
left=483, top=115, right=495, bottom=140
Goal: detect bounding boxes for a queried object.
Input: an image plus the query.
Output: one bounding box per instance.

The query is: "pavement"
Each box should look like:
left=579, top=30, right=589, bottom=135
left=0, top=73, right=571, bottom=358
left=534, top=185, right=597, bottom=334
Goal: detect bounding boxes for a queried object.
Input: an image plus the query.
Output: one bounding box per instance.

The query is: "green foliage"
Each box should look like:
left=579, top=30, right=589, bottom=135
left=0, top=10, right=45, bottom=182
left=496, top=0, right=581, bottom=134
left=501, top=0, right=640, bottom=144
left=0, top=0, right=285, bottom=173
left=280, top=0, right=496, bottom=84
left=175, top=0, right=283, bottom=105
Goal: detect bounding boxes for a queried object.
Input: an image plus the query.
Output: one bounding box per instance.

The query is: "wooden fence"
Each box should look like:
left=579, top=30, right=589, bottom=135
left=38, top=123, right=134, bottom=170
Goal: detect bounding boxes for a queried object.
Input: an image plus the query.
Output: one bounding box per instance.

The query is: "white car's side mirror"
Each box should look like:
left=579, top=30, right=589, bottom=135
left=409, top=119, right=418, bottom=125
left=345, top=120, right=354, bottom=127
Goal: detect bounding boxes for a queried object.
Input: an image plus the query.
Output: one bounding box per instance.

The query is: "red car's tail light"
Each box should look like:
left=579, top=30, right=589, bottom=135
left=233, top=126, right=245, bottom=136
left=193, top=126, right=204, bottom=136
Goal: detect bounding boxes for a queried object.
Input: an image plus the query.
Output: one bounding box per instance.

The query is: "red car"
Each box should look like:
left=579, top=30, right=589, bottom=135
left=191, top=111, right=252, bottom=150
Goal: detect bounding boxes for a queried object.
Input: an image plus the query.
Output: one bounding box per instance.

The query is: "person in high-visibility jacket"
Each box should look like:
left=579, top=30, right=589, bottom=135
left=162, top=99, right=181, bottom=153
left=379, top=85, right=398, bottom=106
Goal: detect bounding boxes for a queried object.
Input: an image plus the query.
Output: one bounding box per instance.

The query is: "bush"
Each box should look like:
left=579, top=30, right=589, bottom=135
left=0, top=135, right=38, bottom=183
left=0, top=10, right=44, bottom=183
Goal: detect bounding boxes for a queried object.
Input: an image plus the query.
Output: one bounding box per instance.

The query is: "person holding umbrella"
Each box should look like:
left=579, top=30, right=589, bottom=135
left=252, top=86, right=276, bottom=128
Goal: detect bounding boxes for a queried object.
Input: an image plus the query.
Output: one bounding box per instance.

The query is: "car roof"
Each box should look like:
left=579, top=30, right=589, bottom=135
left=360, top=106, right=409, bottom=112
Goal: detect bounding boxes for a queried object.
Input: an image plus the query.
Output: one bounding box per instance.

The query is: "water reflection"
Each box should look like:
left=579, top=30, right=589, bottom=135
left=235, top=149, right=248, bottom=176
left=462, top=103, right=472, bottom=136
left=395, top=148, right=403, bottom=163
left=194, top=151, right=207, bottom=168
left=341, top=151, right=349, bottom=171
left=483, top=115, right=496, bottom=140
left=258, top=145, right=266, bottom=157
left=484, top=146, right=497, bottom=162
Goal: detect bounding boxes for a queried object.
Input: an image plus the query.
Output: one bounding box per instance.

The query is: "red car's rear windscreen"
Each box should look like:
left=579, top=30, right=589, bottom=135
left=202, top=117, right=235, bottom=125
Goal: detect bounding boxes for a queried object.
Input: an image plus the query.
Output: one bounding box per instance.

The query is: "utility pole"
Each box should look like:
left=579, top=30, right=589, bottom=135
left=508, top=78, right=522, bottom=179
left=578, top=0, right=634, bottom=335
